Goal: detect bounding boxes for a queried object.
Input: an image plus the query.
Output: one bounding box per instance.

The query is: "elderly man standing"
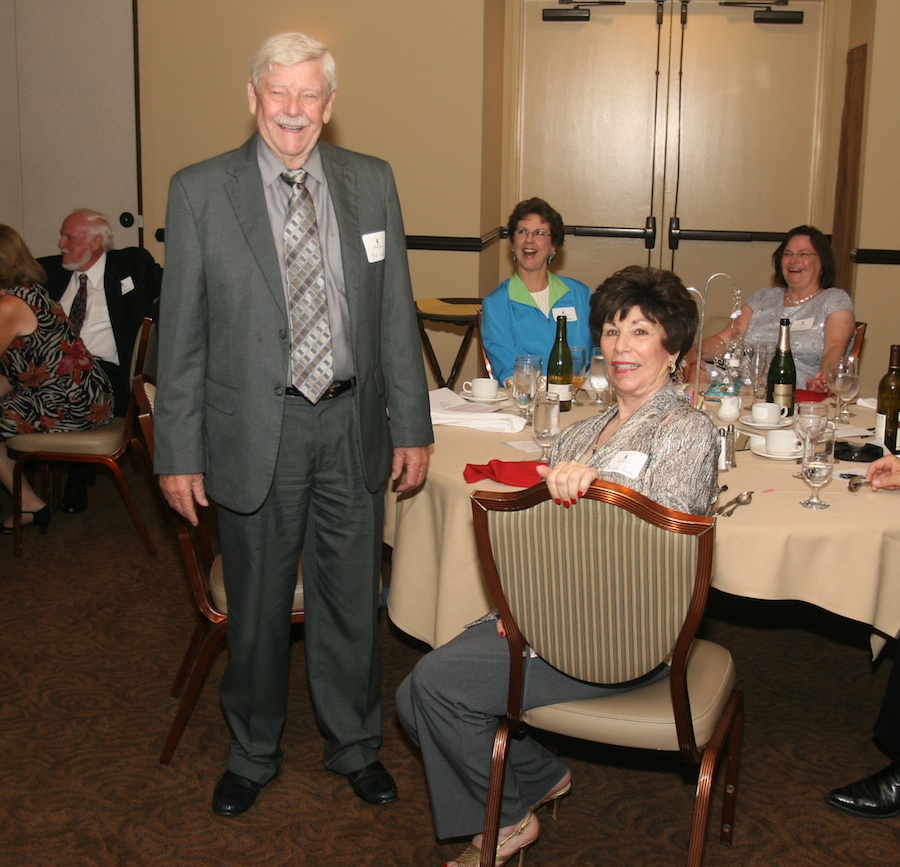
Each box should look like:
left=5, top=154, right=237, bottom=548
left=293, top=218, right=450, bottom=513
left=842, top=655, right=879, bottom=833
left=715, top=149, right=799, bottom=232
left=40, top=209, right=162, bottom=512
left=154, top=32, right=432, bottom=817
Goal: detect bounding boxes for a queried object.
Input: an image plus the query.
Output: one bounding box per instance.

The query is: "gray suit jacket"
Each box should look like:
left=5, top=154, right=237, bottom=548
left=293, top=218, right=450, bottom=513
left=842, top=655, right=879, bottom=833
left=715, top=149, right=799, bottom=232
left=154, top=136, right=432, bottom=513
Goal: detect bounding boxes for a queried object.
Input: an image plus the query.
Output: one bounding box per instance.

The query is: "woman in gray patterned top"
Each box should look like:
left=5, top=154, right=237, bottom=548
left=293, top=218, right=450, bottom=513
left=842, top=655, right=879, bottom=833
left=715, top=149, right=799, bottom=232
left=397, top=265, right=718, bottom=867
left=697, top=225, right=855, bottom=392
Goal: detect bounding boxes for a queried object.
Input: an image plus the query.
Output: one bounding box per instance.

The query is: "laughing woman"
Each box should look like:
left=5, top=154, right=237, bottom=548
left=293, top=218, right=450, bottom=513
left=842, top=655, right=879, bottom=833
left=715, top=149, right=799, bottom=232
left=481, top=198, right=594, bottom=384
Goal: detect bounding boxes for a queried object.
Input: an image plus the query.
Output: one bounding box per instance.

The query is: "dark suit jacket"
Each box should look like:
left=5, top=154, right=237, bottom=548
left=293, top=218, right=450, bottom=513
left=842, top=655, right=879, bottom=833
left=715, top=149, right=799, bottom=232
left=153, top=136, right=432, bottom=513
left=40, top=248, right=162, bottom=405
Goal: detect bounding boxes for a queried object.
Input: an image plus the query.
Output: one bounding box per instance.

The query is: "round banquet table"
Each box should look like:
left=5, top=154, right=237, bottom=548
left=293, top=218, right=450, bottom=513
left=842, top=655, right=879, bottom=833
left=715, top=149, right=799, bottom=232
left=384, top=400, right=900, bottom=653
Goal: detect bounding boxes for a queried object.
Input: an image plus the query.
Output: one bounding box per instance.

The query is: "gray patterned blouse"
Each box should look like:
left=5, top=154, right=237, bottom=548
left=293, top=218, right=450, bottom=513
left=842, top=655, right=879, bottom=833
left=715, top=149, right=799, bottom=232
left=550, top=383, right=719, bottom=516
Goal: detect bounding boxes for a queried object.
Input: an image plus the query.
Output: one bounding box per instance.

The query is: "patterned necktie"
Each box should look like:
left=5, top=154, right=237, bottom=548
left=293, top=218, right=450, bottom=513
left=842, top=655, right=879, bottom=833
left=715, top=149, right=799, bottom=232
left=282, top=169, right=333, bottom=402
left=69, top=273, right=88, bottom=337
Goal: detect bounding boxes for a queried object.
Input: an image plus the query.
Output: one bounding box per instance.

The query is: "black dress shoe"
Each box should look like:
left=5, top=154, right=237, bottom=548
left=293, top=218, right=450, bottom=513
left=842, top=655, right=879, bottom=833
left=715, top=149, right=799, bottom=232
left=826, top=762, right=900, bottom=818
left=60, top=484, right=88, bottom=514
left=212, top=771, right=263, bottom=816
left=346, top=761, right=397, bottom=805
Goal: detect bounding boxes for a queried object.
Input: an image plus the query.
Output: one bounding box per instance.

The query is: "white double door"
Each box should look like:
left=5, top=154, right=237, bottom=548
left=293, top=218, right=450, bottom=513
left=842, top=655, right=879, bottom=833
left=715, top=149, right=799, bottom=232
left=515, top=0, right=836, bottom=332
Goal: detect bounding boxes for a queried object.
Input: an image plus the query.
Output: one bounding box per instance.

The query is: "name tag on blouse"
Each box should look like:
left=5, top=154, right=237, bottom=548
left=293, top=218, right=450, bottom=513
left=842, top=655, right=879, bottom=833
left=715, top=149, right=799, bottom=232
left=551, top=305, right=577, bottom=322
left=792, top=317, right=814, bottom=332
left=603, top=450, right=649, bottom=480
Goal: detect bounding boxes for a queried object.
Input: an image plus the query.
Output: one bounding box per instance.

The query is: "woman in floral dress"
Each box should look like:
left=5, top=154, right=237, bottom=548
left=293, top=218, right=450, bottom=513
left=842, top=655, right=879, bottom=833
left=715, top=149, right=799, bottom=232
left=0, top=224, right=113, bottom=534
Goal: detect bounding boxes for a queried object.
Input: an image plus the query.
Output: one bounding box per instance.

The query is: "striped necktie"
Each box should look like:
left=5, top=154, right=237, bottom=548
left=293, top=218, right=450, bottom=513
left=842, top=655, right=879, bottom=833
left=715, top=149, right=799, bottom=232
left=281, top=168, right=333, bottom=402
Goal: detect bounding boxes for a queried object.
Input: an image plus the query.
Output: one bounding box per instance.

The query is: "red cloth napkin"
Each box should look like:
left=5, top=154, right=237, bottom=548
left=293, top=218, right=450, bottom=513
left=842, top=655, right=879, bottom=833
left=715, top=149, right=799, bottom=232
left=795, top=389, right=829, bottom=403
left=463, top=460, right=543, bottom=487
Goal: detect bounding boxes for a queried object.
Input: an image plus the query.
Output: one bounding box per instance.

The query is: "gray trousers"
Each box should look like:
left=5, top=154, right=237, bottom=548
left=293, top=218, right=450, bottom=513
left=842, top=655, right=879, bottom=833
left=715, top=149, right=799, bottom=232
left=396, top=619, right=670, bottom=839
left=218, top=390, right=384, bottom=784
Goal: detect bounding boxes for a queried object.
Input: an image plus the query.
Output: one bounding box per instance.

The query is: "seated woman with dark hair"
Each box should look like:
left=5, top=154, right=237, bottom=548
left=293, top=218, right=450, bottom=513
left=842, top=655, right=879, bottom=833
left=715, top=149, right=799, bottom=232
left=398, top=265, right=719, bottom=867
left=697, top=225, right=855, bottom=391
left=0, top=224, right=113, bottom=535
left=481, top=198, right=594, bottom=383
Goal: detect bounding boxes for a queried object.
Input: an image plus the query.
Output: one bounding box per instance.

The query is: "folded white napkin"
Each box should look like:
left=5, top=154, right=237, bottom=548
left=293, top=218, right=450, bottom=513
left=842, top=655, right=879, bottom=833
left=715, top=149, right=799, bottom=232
left=857, top=397, right=877, bottom=409
left=429, top=388, right=526, bottom=433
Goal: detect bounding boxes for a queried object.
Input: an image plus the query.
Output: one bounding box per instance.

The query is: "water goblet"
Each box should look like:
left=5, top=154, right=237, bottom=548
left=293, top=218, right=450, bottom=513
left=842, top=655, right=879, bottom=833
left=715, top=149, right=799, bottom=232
left=793, top=401, right=828, bottom=440
left=532, top=392, right=560, bottom=462
left=800, top=422, right=835, bottom=509
left=587, top=351, right=610, bottom=409
left=825, top=356, right=859, bottom=423
left=512, top=355, right=542, bottom=421
left=570, top=346, right=587, bottom=406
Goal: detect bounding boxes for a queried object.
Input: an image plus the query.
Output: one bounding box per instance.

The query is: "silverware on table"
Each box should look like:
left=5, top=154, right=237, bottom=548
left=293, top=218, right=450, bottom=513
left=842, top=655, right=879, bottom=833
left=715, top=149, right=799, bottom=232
left=847, top=476, right=872, bottom=493
left=713, top=490, right=754, bottom=518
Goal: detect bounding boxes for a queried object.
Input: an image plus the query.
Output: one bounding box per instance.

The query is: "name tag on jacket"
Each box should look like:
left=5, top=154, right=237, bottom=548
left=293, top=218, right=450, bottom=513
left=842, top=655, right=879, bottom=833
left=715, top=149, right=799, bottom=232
left=362, top=231, right=386, bottom=263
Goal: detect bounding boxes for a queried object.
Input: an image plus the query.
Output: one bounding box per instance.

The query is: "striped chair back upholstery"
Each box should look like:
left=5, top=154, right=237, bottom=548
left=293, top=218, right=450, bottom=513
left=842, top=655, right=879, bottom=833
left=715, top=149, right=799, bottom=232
left=484, top=495, right=700, bottom=685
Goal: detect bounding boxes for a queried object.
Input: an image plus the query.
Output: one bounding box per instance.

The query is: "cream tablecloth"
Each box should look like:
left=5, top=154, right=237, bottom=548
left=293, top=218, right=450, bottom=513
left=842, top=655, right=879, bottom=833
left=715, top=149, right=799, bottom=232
left=385, top=403, right=900, bottom=652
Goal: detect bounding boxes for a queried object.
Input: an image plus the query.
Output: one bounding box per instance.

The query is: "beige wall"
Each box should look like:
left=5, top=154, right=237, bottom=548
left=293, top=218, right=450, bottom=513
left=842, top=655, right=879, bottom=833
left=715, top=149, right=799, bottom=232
left=853, top=0, right=900, bottom=395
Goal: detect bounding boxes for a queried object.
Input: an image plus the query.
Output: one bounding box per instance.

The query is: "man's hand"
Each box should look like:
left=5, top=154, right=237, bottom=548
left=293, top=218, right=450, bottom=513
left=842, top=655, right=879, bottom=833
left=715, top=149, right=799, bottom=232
left=866, top=455, right=900, bottom=491
left=159, top=473, right=208, bottom=525
left=391, top=446, right=430, bottom=493
left=537, top=460, right=599, bottom=506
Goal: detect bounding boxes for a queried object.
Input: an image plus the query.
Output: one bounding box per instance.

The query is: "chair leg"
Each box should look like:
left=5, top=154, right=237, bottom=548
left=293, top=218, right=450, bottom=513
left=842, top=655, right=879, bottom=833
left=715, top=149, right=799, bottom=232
left=11, top=458, right=26, bottom=557
left=171, top=618, right=212, bottom=698
left=719, top=692, right=744, bottom=844
left=159, top=622, right=228, bottom=765
left=686, top=690, right=744, bottom=867
left=480, top=719, right=513, bottom=867
left=104, top=458, right=156, bottom=555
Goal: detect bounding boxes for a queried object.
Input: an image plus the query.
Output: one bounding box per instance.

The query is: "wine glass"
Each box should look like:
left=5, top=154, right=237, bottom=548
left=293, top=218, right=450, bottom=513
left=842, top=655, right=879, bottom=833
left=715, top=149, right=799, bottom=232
left=800, top=422, right=835, bottom=509
left=793, top=401, right=829, bottom=440
left=532, top=392, right=560, bottom=462
left=749, top=341, right=773, bottom=403
left=570, top=346, right=587, bottom=406
left=825, top=356, right=859, bottom=423
left=512, top=355, right=541, bottom=422
left=587, top=350, right=610, bottom=409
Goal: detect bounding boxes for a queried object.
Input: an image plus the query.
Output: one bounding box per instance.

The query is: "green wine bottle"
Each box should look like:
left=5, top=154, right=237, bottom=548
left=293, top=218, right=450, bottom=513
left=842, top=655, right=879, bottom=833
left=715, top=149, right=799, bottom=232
left=547, top=315, right=573, bottom=412
left=876, top=344, right=900, bottom=454
left=766, top=317, right=796, bottom=414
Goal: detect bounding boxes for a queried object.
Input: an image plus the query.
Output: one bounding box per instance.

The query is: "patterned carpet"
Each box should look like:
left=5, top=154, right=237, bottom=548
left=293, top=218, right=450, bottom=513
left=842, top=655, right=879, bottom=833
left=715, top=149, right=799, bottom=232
left=2, top=464, right=900, bottom=866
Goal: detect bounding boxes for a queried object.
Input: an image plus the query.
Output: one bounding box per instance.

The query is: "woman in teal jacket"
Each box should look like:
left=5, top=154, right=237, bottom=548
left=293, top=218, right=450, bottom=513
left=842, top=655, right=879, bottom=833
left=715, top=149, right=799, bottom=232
left=482, top=198, right=594, bottom=383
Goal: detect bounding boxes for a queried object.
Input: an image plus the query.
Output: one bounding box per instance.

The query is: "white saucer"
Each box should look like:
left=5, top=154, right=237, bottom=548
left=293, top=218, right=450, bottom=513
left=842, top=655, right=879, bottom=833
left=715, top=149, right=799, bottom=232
left=460, top=389, right=509, bottom=404
left=750, top=443, right=803, bottom=461
left=739, top=413, right=792, bottom=431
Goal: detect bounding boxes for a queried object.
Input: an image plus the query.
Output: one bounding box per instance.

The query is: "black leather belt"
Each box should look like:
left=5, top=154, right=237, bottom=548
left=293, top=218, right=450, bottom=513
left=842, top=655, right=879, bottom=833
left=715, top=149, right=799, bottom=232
left=285, top=379, right=354, bottom=400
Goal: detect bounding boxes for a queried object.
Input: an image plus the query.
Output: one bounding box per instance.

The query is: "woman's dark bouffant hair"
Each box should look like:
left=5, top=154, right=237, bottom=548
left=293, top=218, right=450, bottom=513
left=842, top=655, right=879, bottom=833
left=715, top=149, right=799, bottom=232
left=589, top=265, right=698, bottom=362
left=772, top=225, right=836, bottom=290
left=506, top=197, right=566, bottom=248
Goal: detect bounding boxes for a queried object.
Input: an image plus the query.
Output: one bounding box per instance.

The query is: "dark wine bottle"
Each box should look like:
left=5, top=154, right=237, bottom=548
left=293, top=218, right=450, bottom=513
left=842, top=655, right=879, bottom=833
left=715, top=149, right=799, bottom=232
left=547, top=315, right=573, bottom=412
left=876, top=344, right=900, bottom=454
left=766, top=317, right=796, bottom=414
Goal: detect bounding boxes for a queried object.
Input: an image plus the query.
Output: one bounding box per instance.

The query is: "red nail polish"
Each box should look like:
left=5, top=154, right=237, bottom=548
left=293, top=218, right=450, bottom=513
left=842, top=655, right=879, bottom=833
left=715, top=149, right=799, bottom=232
left=554, top=498, right=561, bottom=505
left=499, top=631, right=506, bottom=638
left=564, top=501, right=570, bottom=509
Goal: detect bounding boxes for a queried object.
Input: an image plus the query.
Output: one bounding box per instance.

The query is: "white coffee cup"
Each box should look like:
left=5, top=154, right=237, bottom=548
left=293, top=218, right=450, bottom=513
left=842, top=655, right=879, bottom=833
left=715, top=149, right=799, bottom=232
left=752, top=401, right=789, bottom=424
left=747, top=433, right=766, bottom=450
left=718, top=395, right=742, bottom=421
left=462, top=377, right=499, bottom=399
left=766, top=428, right=802, bottom=456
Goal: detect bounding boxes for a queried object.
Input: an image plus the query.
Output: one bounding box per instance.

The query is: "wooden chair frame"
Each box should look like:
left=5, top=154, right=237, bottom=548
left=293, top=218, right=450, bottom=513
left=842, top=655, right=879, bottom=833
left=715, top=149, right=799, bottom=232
left=471, top=480, right=743, bottom=867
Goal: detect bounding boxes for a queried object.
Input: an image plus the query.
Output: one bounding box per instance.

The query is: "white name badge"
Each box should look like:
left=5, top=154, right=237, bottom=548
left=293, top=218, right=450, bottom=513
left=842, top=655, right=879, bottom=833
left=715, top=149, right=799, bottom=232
left=791, top=317, right=814, bottom=332
left=362, top=231, right=386, bottom=263
left=120, top=276, right=135, bottom=294
left=603, top=450, right=649, bottom=480
left=551, top=305, right=577, bottom=322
